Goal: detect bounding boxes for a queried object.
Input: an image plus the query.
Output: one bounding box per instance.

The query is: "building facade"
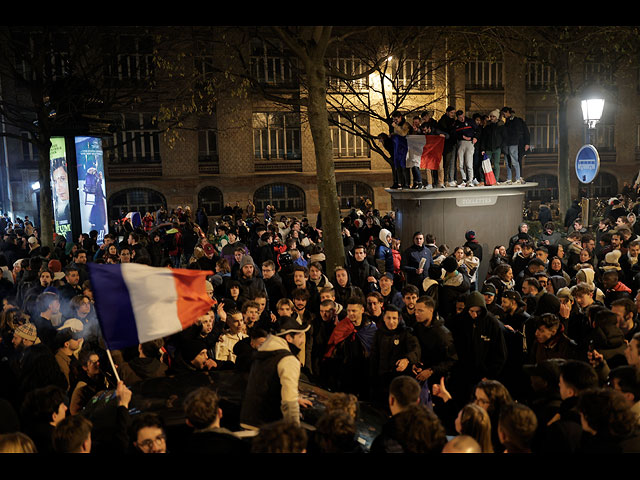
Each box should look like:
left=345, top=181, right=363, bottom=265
left=1, top=27, right=638, bottom=229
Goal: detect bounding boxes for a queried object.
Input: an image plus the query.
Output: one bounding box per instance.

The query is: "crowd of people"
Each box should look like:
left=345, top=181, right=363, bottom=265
left=1, top=187, right=640, bottom=454
left=378, top=106, right=530, bottom=190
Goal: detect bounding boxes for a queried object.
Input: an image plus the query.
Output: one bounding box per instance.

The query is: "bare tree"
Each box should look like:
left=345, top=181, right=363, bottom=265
left=0, top=26, right=159, bottom=246
left=481, top=26, right=640, bottom=222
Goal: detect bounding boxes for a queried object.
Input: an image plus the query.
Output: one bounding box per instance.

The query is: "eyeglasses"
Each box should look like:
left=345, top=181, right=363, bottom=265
left=138, top=434, right=166, bottom=450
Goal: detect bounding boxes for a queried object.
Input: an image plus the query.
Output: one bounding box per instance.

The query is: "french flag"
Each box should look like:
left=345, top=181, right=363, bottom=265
left=88, top=263, right=214, bottom=350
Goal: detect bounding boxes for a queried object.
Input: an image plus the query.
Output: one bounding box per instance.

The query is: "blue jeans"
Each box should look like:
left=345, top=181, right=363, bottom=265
left=411, top=166, right=423, bottom=185
left=502, top=144, right=520, bottom=181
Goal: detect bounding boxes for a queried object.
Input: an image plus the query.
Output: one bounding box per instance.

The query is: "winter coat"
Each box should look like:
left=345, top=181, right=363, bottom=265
left=369, top=323, right=421, bottom=376
left=480, top=120, right=504, bottom=152
left=375, top=229, right=395, bottom=275
left=502, top=115, right=530, bottom=147
left=412, top=316, right=458, bottom=382
left=438, top=270, right=471, bottom=320
left=437, top=114, right=458, bottom=153
left=240, top=334, right=301, bottom=428
left=402, top=244, right=433, bottom=288
left=448, top=291, right=508, bottom=384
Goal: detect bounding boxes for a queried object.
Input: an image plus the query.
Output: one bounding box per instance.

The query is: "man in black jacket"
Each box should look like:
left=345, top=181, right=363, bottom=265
left=500, top=106, right=529, bottom=184
left=437, top=106, right=459, bottom=186
left=348, top=244, right=379, bottom=294
left=411, top=296, right=457, bottom=386
left=401, top=232, right=432, bottom=290
left=447, top=291, right=508, bottom=405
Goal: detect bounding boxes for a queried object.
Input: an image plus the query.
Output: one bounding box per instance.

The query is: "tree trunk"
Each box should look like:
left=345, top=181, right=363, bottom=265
left=557, top=93, right=572, bottom=227
left=306, top=60, right=346, bottom=273
left=37, top=136, right=54, bottom=249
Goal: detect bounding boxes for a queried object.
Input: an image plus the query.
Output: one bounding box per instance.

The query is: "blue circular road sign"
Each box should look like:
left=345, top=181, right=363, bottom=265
left=575, top=144, right=600, bottom=184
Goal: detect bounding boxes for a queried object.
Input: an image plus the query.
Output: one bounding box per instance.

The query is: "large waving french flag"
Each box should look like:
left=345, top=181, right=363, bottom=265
left=88, top=263, right=214, bottom=350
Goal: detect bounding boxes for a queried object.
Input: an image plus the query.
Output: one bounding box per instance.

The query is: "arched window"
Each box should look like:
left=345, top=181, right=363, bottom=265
left=525, top=174, right=558, bottom=201
left=336, top=181, right=374, bottom=209
left=108, top=188, right=166, bottom=220
left=253, top=183, right=305, bottom=214
left=198, top=186, right=224, bottom=216
left=578, top=171, right=618, bottom=198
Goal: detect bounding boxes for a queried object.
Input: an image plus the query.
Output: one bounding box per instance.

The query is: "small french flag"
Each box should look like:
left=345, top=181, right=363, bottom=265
left=88, top=263, right=214, bottom=350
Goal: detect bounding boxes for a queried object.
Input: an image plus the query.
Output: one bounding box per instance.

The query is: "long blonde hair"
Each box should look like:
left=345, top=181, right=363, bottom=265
left=458, top=403, right=494, bottom=453
left=0, top=432, right=38, bottom=453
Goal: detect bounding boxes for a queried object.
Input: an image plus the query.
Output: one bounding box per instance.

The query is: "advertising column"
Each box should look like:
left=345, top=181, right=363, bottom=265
left=75, top=136, right=108, bottom=244
left=50, top=136, right=73, bottom=243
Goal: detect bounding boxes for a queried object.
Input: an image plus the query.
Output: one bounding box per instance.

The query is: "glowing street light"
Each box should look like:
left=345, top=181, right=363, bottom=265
left=581, top=97, right=605, bottom=130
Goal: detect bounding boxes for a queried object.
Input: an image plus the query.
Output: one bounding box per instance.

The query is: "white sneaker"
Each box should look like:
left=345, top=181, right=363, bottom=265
left=425, top=184, right=433, bottom=190
left=472, top=179, right=479, bottom=186
left=457, top=182, right=466, bottom=188
left=438, top=184, right=446, bottom=188
left=466, top=181, right=474, bottom=187
left=515, top=178, right=525, bottom=184
left=448, top=181, right=457, bottom=187
left=505, top=180, right=513, bottom=185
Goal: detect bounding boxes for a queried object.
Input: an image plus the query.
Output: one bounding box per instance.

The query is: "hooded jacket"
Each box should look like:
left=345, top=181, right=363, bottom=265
left=448, top=291, right=507, bottom=383
left=376, top=229, right=394, bottom=275
left=438, top=270, right=471, bottom=320
left=240, top=333, right=301, bottom=428
left=574, top=267, right=605, bottom=303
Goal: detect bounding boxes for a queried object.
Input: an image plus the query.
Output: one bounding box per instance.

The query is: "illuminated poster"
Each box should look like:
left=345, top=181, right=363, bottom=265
left=50, top=137, right=73, bottom=243
left=75, top=136, right=108, bottom=244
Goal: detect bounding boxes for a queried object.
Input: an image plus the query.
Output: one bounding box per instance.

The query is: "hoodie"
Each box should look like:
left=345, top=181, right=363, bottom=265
left=240, top=333, right=301, bottom=427
left=448, top=291, right=507, bottom=383
left=574, top=267, right=605, bottom=303
left=376, top=229, right=394, bottom=275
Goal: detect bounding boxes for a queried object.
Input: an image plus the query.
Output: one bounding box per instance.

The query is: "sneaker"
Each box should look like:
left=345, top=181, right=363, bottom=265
left=413, top=183, right=423, bottom=189
left=466, top=181, right=474, bottom=187
left=515, top=178, right=526, bottom=184
left=457, top=182, right=466, bottom=188
left=472, top=179, right=479, bottom=186
left=425, top=184, right=433, bottom=190
left=438, top=184, right=446, bottom=188
left=390, top=184, right=400, bottom=189
left=505, top=180, right=513, bottom=185
left=447, top=181, right=457, bottom=187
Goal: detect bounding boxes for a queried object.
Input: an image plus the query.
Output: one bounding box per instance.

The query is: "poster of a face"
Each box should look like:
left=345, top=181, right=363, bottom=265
left=50, top=137, right=73, bottom=243
left=75, top=137, right=108, bottom=244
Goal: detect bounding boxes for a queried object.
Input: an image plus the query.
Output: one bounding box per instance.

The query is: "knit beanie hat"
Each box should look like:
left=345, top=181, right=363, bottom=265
left=240, top=255, right=254, bottom=269
left=465, top=231, right=476, bottom=241
left=48, top=259, right=62, bottom=273
left=14, top=323, right=39, bottom=343
left=180, top=338, right=207, bottom=363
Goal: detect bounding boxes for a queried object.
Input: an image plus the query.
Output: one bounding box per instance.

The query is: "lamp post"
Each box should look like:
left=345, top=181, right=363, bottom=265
left=577, top=91, right=605, bottom=223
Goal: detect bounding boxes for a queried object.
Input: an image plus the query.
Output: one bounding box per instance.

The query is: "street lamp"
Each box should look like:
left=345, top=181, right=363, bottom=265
left=581, top=97, right=605, bottom=131
left=578, top=89, right=605, bottom=223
